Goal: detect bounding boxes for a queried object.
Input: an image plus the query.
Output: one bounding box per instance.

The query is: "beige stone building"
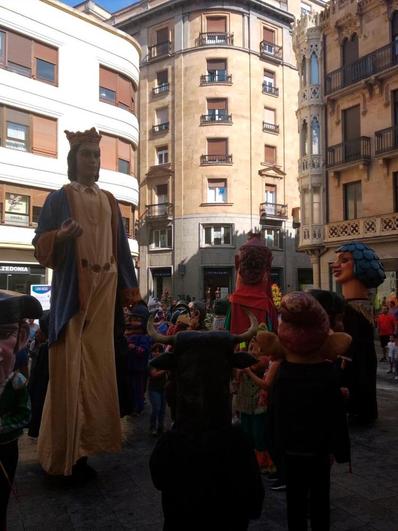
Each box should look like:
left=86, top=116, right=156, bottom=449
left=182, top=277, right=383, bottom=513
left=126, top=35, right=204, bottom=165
left=295, top=0, right=398, bottom=301
left=112, top=0, right=322, bottom=301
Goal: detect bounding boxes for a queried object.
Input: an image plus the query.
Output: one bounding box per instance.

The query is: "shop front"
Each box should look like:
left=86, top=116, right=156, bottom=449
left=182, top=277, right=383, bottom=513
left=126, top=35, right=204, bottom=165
left=203, top=267, right=233, bottom=302
left=150, top=267, right=172, bottom=299
left=0, top=264, right=46, bottom=294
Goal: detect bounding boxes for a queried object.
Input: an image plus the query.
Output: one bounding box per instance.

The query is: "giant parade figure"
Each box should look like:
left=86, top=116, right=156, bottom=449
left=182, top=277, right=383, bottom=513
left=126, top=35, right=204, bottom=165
left=332, top=242, right=385, bottom=424
left=229, top=232, right=278, bottom=334
left=33, top=128, right=140, bottom=478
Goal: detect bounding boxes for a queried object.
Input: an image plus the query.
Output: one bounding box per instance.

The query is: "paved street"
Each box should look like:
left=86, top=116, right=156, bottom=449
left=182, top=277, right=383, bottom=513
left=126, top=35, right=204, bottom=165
left=8, top=361, right=398, bottom=531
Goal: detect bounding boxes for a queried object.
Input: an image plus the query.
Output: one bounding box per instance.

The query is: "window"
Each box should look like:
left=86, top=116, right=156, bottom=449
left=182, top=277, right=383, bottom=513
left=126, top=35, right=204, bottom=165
left=5, top=192, right=29, bottom=226
left=264, top=108, right=276, bottom=132
left=310, top=53, right=319, bottom=84
left=32, top=206, right=42, bottom=225
left=207, top=98, right=228, bottom=120
left=207, top=179, right=227, bottom=203
left=344, top=181, right=362, bottom=220
left=301, top=57, right=306, bottom=86
left=300, top=2, right=312, bottom=16
left=263, top=227, right=283, bottom=250
left=156, top=107, right=169, bottom=125
left=392, top=11, right=398, bottom=57
left=265, top=183, right=276, bottom=205
left=156, top=184, right=168, bottom=203
left=206, top=17, right=227, bottom=41
left=122, top=216, right=130, bottom=236
left=100, top=133, right=136, bottom=175
left=394, top=172, right=398, bottom=211
left=156, top=27, right=169, bottom=45
left=203, top=224, right=232, bottom=246
left=263, top=70, right=278, bottom=95
left=206, top=138, right=229, bottom=163
left=207, top=59, right=227, bottom=82
left=0, top=105, right=57, bottom=157
left=0, top=27, right=58, bottom=84
left=312, top=186, right=321, bottom=224
left=150, top=226, right=172, bottom=249
left=262, top=27, right=275, bottom=54
left=99, top=66, right=136, bottom=113
left=264, top=145, right=276, bottom=164
left=301, top=120, right=308, bottom=156
left=155, top=70, right=169, bottom=92
left=156, top=146, right=169, bottom=165
left=311, top=117, right=320, bottom=155
left=302, top=189, right=310, bottom=224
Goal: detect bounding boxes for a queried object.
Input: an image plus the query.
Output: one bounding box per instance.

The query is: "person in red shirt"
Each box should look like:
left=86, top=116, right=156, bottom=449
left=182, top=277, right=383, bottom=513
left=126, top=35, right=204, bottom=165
left=377, top=307, right=396, bottom=361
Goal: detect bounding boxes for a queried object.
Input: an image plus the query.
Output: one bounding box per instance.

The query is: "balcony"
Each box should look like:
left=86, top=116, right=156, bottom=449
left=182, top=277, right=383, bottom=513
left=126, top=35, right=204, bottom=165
left=259, top=202, right=288, bottom=222
left=152, top=83, right=169, bottom=96
left=152, top=122, right=169, bottom=134
left=375, top=126, right=398, bottom=156
left=200, top=113, right=232, bottom=125
left=326, top=137, right=371, bottom=169
left=200, top=154, right=233, bottom=165
left=262, top=83, right=279, bottom=96
left=325, top=42, right=398, bottom=95
left=148, top=41, right=172, bottom=60
left=260, top=41, right=283, bottom=61
left=299, top=224, right=324, bottom=247
left=200, top=73, right=232, bottom=85
left=145, top=203, right=173, bottom=220
left=299, top=154, right=322, bottom=174
left=198, top=33, right=234, bottom=46
left=263, top=122, right=279, bottom=134
left=325, top=213, right=398, bottom=243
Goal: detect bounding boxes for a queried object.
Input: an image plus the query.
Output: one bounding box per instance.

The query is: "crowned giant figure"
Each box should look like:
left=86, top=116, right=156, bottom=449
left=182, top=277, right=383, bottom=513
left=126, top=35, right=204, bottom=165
left=33, top=128, right=140, bottom=478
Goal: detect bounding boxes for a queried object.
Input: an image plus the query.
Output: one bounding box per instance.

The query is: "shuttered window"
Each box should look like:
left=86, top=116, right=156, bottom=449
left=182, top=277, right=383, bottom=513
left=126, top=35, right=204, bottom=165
left=264, top=107, right=275, bottom=124
left=156, top=28, right=169, bottom=44
left=264, top=145, right=277, bottom=164
left=100, top=133, right=136, bottom=175
left=263, top=27, right=275, bottom=43
left=207, top=138, right=227, bottom=155
left=1, top=26, right=58, bottom=84
left=32, top=115, right=57, bottom=157
left=207, top=99, right=227, bottom=111
left=99, top=66, right=136, bottom=113
left=207, top=17, right=227, bottom=33
left=207, top=59, right=226, bottom=72
left=157, top=70, right=168, bottom=85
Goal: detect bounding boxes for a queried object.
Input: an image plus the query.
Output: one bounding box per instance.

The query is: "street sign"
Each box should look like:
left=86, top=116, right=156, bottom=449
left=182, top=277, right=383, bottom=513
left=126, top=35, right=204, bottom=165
left=30, top=284, right=51, bottom=310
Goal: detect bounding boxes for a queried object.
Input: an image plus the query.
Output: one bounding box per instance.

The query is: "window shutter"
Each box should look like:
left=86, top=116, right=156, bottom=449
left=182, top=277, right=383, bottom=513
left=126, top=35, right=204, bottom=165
left=156, top=28, right=169, bottom=44
left=207, top=99, right=227, bottom=110
left=100, top=133, right=117, bottom=171
left=265, top=145, right=276, bottom=163
left=118, top=75, right=132, bottom=110
left=263, top=27, right=275, bottom=43
left=208, top=180, right=226, bottom=188
left=207, top=17, right=227, bottom=33
left=207, top=59, right=226, bottom=71
left=264, top=108, right=275, bottom=124
left=264, top=70, right=275, bottom=82
left=117, top=137, right=131, bottom=163
left=156, top=108, right=168, bottom=124
left=33, top=41, right=57, bottom=64
left=207, top=139, right=227, bottom=155
left=32, top=115, right=57, bottom=157
left=99, top=66, right=117, bottom=91
left=8, top=31, right=32, bottom=67
left=6, top=107, right=30, bottom=126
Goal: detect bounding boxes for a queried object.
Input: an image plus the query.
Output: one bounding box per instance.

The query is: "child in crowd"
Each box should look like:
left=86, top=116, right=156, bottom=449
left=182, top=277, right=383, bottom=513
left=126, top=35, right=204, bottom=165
left=0, top=290, right=42, bottom=529
left=148, top=343, right=167, bottom=436
left=387, top=335, right=396, bottom=374
left=394, top=336, right=398, bottom=381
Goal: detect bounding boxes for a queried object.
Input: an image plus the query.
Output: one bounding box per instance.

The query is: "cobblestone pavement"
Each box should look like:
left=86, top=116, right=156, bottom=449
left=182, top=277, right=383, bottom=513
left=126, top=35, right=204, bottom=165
left=7, top=361, right=398, bottom=531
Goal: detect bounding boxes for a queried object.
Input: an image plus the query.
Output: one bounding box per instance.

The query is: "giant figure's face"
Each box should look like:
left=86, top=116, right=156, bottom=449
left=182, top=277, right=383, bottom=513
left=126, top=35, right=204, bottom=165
left=76, top=142, right=100, bottom=185
left=332, top=252, right=354, bottom=285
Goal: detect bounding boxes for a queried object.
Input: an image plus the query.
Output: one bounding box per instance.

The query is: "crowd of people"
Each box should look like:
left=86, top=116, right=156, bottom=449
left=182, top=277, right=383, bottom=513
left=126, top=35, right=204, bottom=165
left=376, top=295, right=398, bottom=379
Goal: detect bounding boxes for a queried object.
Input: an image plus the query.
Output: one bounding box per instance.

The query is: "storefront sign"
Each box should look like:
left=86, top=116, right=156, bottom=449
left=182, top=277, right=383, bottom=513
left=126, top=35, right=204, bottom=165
left=0, top=265, right=30, bottom=274
left=30, top=284, right=51, bottom=310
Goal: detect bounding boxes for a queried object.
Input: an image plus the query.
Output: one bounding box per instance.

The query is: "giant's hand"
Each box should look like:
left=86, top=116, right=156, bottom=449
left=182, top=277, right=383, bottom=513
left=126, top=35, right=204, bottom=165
left=55, top=218, right=83, bottom=242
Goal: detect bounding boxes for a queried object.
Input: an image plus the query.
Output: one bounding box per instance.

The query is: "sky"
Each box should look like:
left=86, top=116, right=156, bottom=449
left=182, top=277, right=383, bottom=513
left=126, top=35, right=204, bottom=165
left=62, top=0, right=138, bottom=13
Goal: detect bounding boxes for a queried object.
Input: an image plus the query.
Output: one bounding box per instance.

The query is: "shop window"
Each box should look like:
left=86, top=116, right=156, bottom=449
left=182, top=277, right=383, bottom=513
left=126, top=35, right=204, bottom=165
left=344, top=181, right=362, bottom=220
left=0, top=26, right=58, bottom=85
left=100, top=133, right=136, bottom=175
left=202, top=224, right=232, bottom=246
left=207, top=179, right=227, bottom=203
left=5, top=192, right=30, bottom=226
left=156, top=146, right=169, bottom=165
left=150, top=226, right=172, bottom=249
left=99, top=66, right=136, bottom=113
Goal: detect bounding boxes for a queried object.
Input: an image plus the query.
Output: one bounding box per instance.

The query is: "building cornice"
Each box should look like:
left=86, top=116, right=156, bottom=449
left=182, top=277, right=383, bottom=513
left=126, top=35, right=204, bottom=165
left=113, top=0, right=295, bottom=30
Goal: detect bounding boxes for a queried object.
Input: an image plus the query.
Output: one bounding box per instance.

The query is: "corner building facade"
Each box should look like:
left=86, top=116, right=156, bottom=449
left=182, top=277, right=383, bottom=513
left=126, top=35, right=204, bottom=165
left=113, top=0, right=321, bottom=301
left=295, top=0, right=398, bottom=300
left=0, top=0, right=140, bottom=293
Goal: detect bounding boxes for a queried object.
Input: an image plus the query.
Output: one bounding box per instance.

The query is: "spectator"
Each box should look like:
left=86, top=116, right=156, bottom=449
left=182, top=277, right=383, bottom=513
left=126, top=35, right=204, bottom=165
left=148, top=343, right=168, bottom=436
left=376, top=307, right=396, bottom=361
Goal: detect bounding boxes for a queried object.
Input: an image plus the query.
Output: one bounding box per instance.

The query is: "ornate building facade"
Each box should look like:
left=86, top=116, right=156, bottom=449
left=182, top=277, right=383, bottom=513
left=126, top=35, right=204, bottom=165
left=295, top=0, right=398, bottom=299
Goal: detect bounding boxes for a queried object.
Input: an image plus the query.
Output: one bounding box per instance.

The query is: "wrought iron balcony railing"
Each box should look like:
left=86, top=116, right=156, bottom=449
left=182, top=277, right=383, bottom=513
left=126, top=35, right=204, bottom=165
left=152, top=122, right=169, bottom=134
left=148, top=41, right=172, bottom=59
left=201, top=113, right=232, bottom=124
left=326, top=137, right=371, bottom=168
left=145, top=203, right=173, bottom=219
left=200, top=72, right=232, bottom=85
left=152, top=83, right=169, bottom=95
left=259, top=202, right=288, bottom=219
left=262, top=83, right=279, bottom=96
left=263, top=122, right=279, bottom=133
left=198, top=33, right=234, bottom=46
left=325, top=42, right=398, bottom=95
left=200, top=154, right=233, bottom=165
left=375, top=125, right=398, bottom=155
left=260, top=41, right=283, bottom=61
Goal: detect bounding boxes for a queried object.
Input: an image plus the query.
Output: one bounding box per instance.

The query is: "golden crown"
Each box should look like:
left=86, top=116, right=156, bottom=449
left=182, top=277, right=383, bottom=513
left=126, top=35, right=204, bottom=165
left=64, top=127, right=102, bottom=147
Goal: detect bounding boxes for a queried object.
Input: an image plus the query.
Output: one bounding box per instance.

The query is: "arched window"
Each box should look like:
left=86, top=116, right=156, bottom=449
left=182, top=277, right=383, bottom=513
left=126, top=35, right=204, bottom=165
left=301, top=120, right=308, bottom=156
left=310, top=52, right=319, bottom=84
left=311, top=117, right=320, bottom=155
left=301, top=56, right=307, bottom=86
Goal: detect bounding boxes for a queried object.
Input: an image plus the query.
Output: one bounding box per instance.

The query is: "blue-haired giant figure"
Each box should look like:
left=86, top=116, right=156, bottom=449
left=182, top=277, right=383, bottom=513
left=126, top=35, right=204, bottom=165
left=332, top=242, right=385, bottom=424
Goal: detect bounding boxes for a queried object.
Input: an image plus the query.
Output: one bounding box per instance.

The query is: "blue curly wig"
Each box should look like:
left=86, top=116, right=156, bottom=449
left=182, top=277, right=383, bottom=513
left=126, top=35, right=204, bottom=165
left=336, top=242, right=386, bottom=289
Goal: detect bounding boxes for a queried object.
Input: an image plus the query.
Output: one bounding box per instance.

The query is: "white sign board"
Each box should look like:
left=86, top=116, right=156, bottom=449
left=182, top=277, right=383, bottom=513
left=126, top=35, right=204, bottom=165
left=30, top=284, right=51, bottom=311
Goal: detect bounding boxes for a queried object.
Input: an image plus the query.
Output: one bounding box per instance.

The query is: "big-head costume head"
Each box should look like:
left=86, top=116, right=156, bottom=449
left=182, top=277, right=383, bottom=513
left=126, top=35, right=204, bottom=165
left=148, top=311, right=258, bottom=433
left=65, top=127, right=102, bottom=182
left=235, top=232, right=273, bottom=288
